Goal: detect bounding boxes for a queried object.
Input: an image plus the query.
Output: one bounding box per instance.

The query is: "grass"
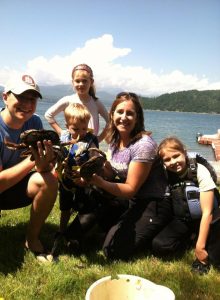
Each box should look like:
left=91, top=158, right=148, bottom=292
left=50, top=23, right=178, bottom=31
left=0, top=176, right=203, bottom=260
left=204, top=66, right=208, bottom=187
left=0, top=200, right=220, bottom=300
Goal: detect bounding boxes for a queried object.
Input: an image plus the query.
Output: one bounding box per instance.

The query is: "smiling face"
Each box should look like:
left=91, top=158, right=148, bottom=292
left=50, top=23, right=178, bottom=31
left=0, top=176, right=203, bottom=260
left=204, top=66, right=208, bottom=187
left=2, top=91, right=38, bottom=128
left=72, top=70, right=93, bottom=98
left=112, top=100, right=137, bottom=136
left=161, top=148, right=187, bottom=175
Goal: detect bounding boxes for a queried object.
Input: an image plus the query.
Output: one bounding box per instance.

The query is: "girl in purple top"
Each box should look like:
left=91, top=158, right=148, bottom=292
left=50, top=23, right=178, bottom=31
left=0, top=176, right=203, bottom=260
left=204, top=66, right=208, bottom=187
left=89, top=92, right=172, bottom=260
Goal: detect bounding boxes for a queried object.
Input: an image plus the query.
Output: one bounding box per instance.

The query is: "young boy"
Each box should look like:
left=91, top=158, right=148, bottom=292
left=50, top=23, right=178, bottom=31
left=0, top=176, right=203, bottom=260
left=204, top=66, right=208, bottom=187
left=57, top=103, right=99, bottom=233
left=0, top=74, right=58, bottom=258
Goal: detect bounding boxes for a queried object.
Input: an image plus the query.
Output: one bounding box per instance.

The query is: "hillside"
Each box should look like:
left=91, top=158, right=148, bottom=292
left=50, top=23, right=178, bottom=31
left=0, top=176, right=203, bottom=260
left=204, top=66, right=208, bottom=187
left=40, top=85, right=115, bottom=106
left=0, top=84, right=115, bottom=107
left=140, top=89, right=220, bottom=114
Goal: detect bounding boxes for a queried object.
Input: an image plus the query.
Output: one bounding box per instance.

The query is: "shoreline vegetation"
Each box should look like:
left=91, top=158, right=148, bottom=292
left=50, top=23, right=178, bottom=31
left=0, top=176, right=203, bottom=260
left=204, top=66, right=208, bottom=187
left=144, top=109, right=220, bottom=115
left=140, top=89, right=220, bottom=114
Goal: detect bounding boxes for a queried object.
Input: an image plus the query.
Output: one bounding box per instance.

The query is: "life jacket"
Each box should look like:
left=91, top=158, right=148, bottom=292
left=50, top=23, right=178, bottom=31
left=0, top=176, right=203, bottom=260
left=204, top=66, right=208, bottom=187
left=166, top=152, right=220, bottom=220
left=57, top=132, right=99, bottom=192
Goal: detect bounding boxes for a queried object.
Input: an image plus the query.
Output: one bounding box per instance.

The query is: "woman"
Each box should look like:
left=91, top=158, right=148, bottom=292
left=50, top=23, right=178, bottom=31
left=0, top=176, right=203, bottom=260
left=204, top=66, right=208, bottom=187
left=89, top=92, right=172, bottom=260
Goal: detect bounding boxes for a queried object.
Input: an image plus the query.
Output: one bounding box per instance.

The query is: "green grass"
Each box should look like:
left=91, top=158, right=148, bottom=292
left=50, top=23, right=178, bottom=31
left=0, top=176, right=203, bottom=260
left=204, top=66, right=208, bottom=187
left=0, top=200, right=220, bottom=300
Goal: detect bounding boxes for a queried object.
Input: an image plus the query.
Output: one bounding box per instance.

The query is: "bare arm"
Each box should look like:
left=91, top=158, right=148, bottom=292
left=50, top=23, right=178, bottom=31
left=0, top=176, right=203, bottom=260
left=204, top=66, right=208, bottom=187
left=48, top=122, right=63, bottom=136
left=89, top=161, right=152, bottom=199
left=97, top=100, right=109, bottom=143
left=0, top=140, right=55, bottom=193
left=195, top=190, right=214, bottom=263
left=98, top=124, right=108, bottom=143
left=44, top=97, right=70, bottom=135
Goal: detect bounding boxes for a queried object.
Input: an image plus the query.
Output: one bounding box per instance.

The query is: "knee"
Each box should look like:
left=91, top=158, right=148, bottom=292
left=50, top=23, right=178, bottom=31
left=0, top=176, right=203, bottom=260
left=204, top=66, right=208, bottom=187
left=28, top=172, right=58, bottom=199
left=43, top=172, right=58, bottom=192
left=152, top=236, right=171, bottom=257
left=103, top=244, right=130, bottom=261
left=103, top=232, right=135, bottom=260
left=152, top=235, right=184, bottom=258
left=152, top=236, right=163, bottom=255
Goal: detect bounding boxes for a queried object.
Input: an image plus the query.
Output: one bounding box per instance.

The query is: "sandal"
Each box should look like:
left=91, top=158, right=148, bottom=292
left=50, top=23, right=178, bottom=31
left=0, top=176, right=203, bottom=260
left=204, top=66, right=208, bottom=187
left=24, top=246, right=54, bottom=262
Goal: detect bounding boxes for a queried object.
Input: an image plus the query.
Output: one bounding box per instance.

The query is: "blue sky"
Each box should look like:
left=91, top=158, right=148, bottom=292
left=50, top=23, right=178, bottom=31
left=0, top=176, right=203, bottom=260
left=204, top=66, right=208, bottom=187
left=0, top=0, right=219, bottom=96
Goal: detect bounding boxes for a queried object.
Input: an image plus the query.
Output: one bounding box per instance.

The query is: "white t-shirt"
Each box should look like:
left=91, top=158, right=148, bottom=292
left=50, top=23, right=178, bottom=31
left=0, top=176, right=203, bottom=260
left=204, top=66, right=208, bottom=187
left=197, top=163, right=216, bottom=192
left=44, top=94, right=109, bottom=135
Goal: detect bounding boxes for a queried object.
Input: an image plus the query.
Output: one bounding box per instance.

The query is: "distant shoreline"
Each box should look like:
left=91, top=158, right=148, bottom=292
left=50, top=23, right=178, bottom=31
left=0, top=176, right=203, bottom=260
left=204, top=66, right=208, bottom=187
left=144, top=109, right=220, bottom=115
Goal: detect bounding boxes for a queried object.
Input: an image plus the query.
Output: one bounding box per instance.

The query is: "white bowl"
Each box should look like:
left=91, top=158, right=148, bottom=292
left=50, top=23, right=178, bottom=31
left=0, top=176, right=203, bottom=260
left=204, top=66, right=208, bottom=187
left=85, top=274, right=175, bottom=300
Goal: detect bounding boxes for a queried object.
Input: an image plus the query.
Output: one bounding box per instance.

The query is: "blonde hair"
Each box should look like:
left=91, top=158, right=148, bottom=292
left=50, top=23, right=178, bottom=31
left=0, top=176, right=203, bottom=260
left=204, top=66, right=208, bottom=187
left=158, top=136, right=186, bottom=157
left=64, top=103, right=91, bottom=124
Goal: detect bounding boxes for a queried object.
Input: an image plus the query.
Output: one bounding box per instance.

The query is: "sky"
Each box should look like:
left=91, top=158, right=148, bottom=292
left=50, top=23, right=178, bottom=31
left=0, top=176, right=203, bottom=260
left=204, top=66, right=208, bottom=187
left=0, top=0, right=220, bottom=96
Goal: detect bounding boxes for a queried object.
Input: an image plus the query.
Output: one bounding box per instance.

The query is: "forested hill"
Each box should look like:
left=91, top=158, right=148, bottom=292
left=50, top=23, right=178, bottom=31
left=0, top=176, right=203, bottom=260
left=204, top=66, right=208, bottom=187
left=140, top=90, right=220, bottom=114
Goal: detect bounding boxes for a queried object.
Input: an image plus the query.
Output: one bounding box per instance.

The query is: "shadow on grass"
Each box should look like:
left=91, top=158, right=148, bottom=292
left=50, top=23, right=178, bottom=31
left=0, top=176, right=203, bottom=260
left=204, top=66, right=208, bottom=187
left=0, top=222, right=59, bottom=275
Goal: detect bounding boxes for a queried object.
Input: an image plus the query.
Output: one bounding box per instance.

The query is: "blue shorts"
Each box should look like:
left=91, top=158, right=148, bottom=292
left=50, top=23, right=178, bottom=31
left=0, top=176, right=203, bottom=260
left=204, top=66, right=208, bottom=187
left=0, top=172, right=34, bottom=210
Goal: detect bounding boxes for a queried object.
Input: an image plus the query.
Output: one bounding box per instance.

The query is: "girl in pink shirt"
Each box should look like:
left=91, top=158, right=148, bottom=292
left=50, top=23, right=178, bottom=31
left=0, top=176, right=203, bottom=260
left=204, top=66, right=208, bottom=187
left=45, top=64, right=109, bottom=142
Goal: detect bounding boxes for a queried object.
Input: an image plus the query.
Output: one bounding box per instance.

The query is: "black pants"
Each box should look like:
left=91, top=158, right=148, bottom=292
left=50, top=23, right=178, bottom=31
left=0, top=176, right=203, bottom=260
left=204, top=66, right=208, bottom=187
left=152, top=208, right=220, bottom=266
left=152, top=218, right=193, bottom=257
left=103, top=196, right=172, bottom=260
left=64, top=190, right=129, bottom=244
left=0, top=173, right=33, bottom=209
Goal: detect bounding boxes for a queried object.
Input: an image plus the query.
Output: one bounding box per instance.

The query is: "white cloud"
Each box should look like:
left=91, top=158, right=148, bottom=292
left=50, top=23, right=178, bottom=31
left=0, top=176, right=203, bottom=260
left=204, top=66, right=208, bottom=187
left=0, top=34, right=220, bottom=96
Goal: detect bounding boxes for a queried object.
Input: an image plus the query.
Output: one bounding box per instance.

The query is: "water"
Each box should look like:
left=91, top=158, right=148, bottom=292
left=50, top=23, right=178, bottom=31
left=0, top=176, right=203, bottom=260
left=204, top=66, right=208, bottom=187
left=36, top=100, right=220, bottom=161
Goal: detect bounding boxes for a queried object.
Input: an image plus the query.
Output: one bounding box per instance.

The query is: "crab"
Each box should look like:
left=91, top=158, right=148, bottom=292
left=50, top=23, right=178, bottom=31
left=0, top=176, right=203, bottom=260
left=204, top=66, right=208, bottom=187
left=58, top=147, right=107, bottom=182
left=4, top=129, right=76, bottom=161
left=79, top=148, right=107, bottom=179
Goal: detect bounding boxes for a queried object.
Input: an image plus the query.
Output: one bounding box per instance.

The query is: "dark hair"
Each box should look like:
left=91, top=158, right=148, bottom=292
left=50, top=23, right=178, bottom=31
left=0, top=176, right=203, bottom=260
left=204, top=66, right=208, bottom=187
left=105, top=92, right=150, bottom=146
left=72, top=63, right=98, bottom=101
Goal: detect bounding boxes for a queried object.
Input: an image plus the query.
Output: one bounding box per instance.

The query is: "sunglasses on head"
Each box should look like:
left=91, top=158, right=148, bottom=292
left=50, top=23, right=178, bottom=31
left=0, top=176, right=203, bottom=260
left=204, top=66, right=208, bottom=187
left=116, top=92, right=140, bottom=101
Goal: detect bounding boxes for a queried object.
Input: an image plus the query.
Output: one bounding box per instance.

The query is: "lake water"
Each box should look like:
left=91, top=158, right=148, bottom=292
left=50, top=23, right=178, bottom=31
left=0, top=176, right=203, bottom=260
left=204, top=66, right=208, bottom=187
left=36, top=100, right=220, bottom=161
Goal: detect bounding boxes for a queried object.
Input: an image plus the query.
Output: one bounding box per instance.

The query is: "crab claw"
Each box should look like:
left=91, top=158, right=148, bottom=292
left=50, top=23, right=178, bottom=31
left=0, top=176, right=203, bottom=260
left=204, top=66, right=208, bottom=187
left=4, top=137, right=26, bottom=150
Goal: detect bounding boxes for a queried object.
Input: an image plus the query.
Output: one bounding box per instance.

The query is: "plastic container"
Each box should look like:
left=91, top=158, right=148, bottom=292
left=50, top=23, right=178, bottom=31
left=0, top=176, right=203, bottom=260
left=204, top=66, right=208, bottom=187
left=85, top=274, right=175, bottom=300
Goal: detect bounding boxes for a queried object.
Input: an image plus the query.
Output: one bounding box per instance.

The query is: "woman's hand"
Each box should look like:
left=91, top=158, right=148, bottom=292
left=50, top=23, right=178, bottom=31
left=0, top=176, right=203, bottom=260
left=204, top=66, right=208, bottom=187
left=73, top=177, right=88, bottom=187
left=89, top=174, right=104, bottom=187
left=102, top=161, right=116, bottom=180
left=30, top=140, right=56, bottom=173
left=86, top=161, right=152, bottom=199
